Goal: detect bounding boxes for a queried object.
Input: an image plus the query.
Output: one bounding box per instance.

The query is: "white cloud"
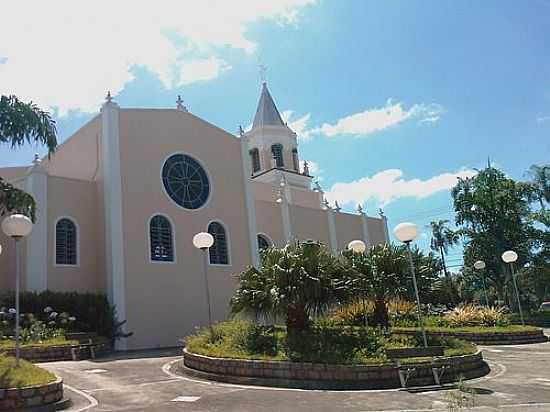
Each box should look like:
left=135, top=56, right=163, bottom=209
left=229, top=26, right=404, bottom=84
left=537, top=115, right=550, bottom=123
left=0, top=0, right=315, bottom=115
left=299, top=160, right=322, bottom=180
left=325, top=168, right=476, bottom=207
left=281, top=110, right=312, bottom=140
left=310, top=100, right=445, bottom=138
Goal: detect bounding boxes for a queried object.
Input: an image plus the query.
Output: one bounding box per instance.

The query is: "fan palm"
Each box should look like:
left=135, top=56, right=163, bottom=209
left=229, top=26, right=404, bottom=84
left=0, top=95, right=57, bottom=220
left=429, top=219, right=459, bottom=279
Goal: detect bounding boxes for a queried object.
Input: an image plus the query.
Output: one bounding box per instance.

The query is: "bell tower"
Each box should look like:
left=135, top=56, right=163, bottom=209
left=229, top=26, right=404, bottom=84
left=244, top=82, right=311, bottom=189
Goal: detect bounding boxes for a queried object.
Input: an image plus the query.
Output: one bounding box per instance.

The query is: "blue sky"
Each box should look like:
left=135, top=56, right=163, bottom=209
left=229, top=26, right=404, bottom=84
left=2, top=0, right=549, bottom=268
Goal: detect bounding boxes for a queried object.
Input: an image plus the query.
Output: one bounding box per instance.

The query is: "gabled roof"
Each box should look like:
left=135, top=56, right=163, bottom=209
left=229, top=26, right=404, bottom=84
left=252, top=82, right=285, bottom=129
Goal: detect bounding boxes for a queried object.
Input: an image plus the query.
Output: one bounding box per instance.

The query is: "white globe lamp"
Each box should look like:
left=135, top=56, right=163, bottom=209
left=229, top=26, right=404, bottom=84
left=393, top=222, right=418, bottom=243
left=473, top=260, right=486, bottom=270
left=501, top=250, right=518, bottom=264
left=2, top=214, right=33, bottom=238
left=193, top=232, right=214, bottom=250
left=347, top=239, right=366, bottom=254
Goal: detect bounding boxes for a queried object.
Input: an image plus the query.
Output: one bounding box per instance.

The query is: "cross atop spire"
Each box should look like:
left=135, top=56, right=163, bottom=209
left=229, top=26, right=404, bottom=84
left=252, top=82, right=285, bottom=130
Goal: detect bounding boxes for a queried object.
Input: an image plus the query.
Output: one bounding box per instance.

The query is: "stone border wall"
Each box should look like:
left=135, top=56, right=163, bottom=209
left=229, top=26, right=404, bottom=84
left=395, top=328, right=549, bottom=345
left=0, top=377, right=63, bottom=411
left=181, top=349, right=488, bottom=390
left=1, top=341, right=111, bottom=363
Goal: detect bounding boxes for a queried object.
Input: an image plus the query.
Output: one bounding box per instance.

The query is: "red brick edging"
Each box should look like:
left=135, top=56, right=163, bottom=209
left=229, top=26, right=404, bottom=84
left=0, top=377, right=63, bottom=411
left=181, top=348, right=489, bottom=390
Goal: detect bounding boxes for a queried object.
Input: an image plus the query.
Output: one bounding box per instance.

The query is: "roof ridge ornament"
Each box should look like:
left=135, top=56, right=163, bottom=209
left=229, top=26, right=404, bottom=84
left=105, top=91, right=113, bottom=103
left=334, top=201, right=342, bottom=212
left=176, top=95, right=188, bottom=112
left=357, top=204, right=364, bottom=215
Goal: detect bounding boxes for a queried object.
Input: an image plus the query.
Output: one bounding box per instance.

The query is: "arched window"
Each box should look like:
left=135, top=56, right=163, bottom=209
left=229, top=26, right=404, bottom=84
left=292, top=148, right=299, bottom=171
left=208, top=221, right=229, bottom=265
left=55, top=218, right=78, bottom=265
left=249, top=148, right=261, bottom=173
left=271, top=144, right=284, bottom=168
left=257, top=234, right=271, bottom=251
left=149, top=215, right=174, bottom=262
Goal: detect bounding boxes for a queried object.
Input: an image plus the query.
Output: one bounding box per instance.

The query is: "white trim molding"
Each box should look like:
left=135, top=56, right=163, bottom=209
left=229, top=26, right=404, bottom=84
left=101, top=98, right=128, bottom=351
left=53, top=216, right=80, bottom=267
left=147, top=213, right=177, bottom=265
left=206, top=219, right=232, bottom=267
left=326, top=208, right=338, bottom=254
left=239, top=135, right=260, bottom=267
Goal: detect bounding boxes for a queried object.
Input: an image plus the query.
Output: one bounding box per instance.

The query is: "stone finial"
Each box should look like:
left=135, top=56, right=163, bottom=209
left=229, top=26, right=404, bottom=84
left=313, top=181, right=323, bottom=193
left=105, top=91, right=113, bottom=103
left=322, top=198, right=330, bottom=210
left=334, top=201, right=342, bottom=212
left=176, top=95, right=188, bottom=112
left=379, top=208, right=386, bottom=218
left=302, top=161, right=310, bottom=176
left=238, top=125, right=245, bottom=136
left=33, top=153, right=41, bottom=165
left=357, top=204, right=364, bottom=215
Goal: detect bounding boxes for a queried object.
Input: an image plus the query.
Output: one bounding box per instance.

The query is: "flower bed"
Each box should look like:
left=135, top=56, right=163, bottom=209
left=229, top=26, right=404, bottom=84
left=181, top=348, right=489, bottom=390
left=393, top=327, right=549, bottom=345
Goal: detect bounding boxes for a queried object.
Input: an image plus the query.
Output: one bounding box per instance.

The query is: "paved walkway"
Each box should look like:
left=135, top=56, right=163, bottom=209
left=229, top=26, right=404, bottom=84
left=41, top=331, right=550, bottom=412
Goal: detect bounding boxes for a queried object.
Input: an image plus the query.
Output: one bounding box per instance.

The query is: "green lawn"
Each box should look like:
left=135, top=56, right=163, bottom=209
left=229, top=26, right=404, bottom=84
left=393, top=325, right=539, bottom=334
left=0, top=337, right=79, bottom=349
left=0, top=355, right=56, bottom=388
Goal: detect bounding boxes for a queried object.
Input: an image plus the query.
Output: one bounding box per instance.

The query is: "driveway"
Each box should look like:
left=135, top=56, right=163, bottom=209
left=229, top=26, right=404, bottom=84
left=41, top=330, right=550, bottom=412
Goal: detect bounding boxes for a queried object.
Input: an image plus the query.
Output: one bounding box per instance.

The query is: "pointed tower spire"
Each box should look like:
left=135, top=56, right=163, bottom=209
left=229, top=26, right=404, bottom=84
left=252, top=82, right=285, bottom=130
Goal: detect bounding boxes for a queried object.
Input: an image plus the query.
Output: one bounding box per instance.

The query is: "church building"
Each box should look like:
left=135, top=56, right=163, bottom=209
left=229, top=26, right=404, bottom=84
left=0, top=83, right=389, bottom=349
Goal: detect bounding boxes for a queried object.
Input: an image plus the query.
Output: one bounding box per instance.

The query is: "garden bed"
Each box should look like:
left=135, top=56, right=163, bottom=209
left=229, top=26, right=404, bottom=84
left=393, top=326, right=549, bottom=345
left=0, top=356, right=66, bottom=411
left=181, top=348, right=488, bottom=390
left=0, top=337, right=111, bottom=362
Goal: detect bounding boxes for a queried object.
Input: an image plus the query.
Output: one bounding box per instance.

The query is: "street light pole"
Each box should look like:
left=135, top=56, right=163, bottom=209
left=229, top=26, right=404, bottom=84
left=405, top=241, right=428, bottom=348
left=502, top=250, right=524, bottom=326
left=193, top=232, right=215, bottom=330
left=347, top=240, right=367, bottom=329
left=474, top=260, right=489, bottom=306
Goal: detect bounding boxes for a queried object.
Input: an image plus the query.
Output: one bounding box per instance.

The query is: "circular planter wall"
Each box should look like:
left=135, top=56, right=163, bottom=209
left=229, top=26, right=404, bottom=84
left=181, top=348, right=489, bottom=390
left=395, top=328, right=549, bottom=345
left=1, top=340, right=111, bottom=363
left=0, top=377, right=66, bottom=411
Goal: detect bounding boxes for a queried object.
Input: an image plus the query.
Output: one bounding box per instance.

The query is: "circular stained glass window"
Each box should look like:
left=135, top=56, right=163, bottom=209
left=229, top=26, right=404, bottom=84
left=162, top=154, right=210, bottom=209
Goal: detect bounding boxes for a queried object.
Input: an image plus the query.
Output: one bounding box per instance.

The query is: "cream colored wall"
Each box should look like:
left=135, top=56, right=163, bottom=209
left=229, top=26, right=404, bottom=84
left=117, top=109, right=252, bottom=349
left=290, top=187, right=321, bottom=209
left=255, top=200, right=285, bottom=247
left=47, top=176, right=100, bottom=292
left=44, top=116, right=101, bottom=181
left=0, top=166, right=27, bottom=182
left=288, top=205, right=331, bottom=246
left=252, top=181, right=278, bottom=203
left=335, top=212, right=365, bottom=250
left=366, top=217, right=387, bottom=245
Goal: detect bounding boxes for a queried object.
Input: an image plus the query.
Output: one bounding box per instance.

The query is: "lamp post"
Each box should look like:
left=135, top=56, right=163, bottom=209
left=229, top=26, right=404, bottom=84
left=193, top=232, right=215, bottom=328
left=473, top=260, right=489, bottom=306
left=393, top=222, right=428, bottom=348
left=502, top=250, right=524, bottom=326
left=2, top=214, right=33, bottom=367
left=347, top=240, right=367, bottom=328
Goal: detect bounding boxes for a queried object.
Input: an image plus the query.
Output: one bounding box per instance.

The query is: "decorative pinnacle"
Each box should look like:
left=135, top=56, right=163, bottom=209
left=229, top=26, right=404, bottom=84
left=33, top=153, right=41, bottom=164
left=323, top=198, right=330, bottom=210
left=357, top=204, right=364, bottom=215
left=238, top=125, right=244, bottom=136
left=313, top=181, right=323, bottom=192
left=302, top=161, right=310, bottom=176
left=379, top=208, right=386, bottom=218
left=334, top=201, right=342, bottom=212
left=176, top=95, right=188, bottom=112
left=105, top=91, right=113, bottom=103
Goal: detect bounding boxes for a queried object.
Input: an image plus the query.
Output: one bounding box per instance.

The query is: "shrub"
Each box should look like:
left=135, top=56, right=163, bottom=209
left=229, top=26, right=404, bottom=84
left=331, top=299, right=417, bottom=327
left=0, top=291, right=122, bottom=340
left=443, top=305, right=509, bottom=328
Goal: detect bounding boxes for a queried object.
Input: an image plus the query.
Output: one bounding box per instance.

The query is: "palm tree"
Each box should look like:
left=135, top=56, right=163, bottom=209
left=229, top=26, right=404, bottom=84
left=0, top=95, right=57, bottom=220
left=343, top=244, right=408, bottom=327
left=429, top=219, right=459, bottom=280
left=231, top=241, right=341, bottom=336
left=527, top=164, right=550, bottom=210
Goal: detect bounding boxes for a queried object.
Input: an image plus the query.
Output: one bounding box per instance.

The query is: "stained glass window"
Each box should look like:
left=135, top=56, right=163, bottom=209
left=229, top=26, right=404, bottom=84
left=208, top=221, right=229, bottom=265
left=150, top=215, right=174, bottom=262
left=162, top=154, right=210, bottom=209
left=56, top=218, right=77, bottom=265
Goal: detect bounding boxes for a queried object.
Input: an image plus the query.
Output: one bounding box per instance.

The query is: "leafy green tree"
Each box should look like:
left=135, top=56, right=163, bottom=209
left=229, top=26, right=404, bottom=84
left=342, top=244, right=409, bottom=327
left=452, top=165, right=535, bottom=302
left=429, top=219, right=459, bottom=279
left=231, top=241, right=342, bottom=336
left=0, top=95, right=57, bottom=220
left=526, top=164, right=550, bottom=210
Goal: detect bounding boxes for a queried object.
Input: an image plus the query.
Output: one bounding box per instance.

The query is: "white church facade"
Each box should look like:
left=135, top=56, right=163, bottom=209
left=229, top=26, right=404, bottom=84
left=0, top=83, right=389, bottom=349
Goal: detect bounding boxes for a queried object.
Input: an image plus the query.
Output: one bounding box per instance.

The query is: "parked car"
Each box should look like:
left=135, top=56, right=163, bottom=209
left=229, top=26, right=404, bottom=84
left=538, top=302, right=550, bottom=312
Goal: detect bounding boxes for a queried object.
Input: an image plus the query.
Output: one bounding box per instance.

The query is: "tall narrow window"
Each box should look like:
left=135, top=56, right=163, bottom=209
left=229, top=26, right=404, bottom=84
left=55, top=218, right=77, bottom=265
left=271, top=144, right=284, bottom=168
left=208, top=221, right=229, bottom=265
left=249, top=148, right=261, bottom=173
left=292, top=148, right=299, bottom=171
left=149, top=215, right=174, bottom=262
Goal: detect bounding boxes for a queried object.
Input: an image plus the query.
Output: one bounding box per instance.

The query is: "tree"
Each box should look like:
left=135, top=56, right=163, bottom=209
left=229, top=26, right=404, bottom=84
left=0, top=95, right=57, bottom=220
left=452, top=165, right=535, bottom=302
left=526, top=164, right=550, bottom=210
left=342, top=244, right=409, bottom=327
left=429, top=219, right=459, bottom=279
left=231, top=241, right=342, bottom=336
